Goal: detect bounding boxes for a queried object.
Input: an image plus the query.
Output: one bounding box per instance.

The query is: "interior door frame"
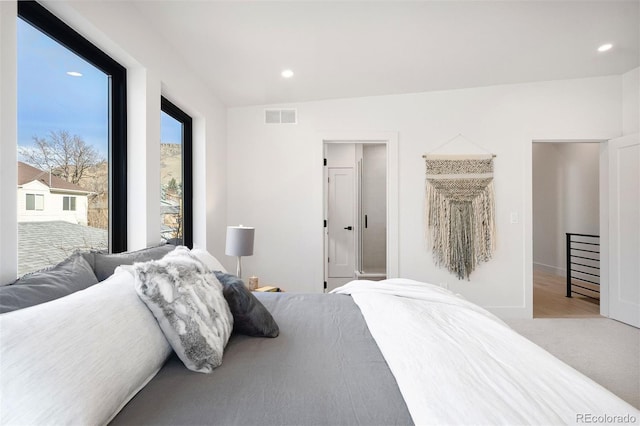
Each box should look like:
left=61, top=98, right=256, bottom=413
left=526, top=138, right=609, bottom=318
left=321, top=132, right=399, bottom=292
left=606, top=133, right=640, bottom=326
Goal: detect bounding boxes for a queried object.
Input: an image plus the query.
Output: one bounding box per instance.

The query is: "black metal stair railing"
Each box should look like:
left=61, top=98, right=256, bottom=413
left=566, top=233, right=600, bottom=299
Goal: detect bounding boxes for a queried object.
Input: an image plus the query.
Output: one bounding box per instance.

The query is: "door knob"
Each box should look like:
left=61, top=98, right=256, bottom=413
left=344, top=226, right=353, bottom=230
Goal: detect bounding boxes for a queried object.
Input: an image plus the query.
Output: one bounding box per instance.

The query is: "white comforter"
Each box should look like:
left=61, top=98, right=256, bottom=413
left=331, top=279, right=639, bottom=426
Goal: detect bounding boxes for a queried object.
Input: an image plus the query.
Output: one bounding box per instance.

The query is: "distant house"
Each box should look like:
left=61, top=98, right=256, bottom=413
left=160, top=198, right=181, bottom=242
left=17, top=162, right=91, bottom=226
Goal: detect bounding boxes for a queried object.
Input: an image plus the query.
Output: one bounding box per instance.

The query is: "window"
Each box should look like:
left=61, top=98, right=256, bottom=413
left=160, top=97, right=193, bottom=248
left=17, top=2, right=126, bottom=276
left=26, top=194, right=44, bottom=211
left=63, top=196, right=76, bottom=211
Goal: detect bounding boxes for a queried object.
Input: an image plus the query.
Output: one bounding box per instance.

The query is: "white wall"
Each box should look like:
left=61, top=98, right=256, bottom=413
left=326, top=143, right=355, bottom=167
left=228, top=76, right=621, bottom=317
left=560, top=144, right=600, bottom=236
left=0, top=1, right=228, bottom=281
left=532, top=143, right=600, bottom=275
left=0, top=1, right=18, bottom=285
left=622, top=67, right=639, bottom=136
left=532, top=144, right=561, bottom=272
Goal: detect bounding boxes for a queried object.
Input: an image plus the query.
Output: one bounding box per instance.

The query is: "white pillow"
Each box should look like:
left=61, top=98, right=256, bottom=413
left=133, top=246, right=233, bottom=373
left=0, top=268, right=171, bottom=425
left=191, top=248, right=228, bottom=273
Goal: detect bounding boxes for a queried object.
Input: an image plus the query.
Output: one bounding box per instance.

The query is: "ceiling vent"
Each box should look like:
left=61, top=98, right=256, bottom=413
left=265, top=109, right=297, bottom=124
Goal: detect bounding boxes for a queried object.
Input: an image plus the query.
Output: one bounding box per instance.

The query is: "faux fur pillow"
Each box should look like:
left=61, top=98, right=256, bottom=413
left=133, top=246, right=233, bottom=373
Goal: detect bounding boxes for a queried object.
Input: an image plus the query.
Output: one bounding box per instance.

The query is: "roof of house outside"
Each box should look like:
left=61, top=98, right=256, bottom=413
left=17, top=161, right=90, bottom=193
left=18, top=221, right=107, bottom=277
left=160, top=199, right=180, bottom=215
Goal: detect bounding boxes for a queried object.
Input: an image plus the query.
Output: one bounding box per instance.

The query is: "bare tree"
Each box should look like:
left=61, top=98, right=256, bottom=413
left=83, top=161, right=109, bottom=230
left=20, top=130, right=102, bottom=185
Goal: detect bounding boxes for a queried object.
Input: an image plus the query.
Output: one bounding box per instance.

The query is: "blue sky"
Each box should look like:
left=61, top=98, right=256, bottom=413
left=18, top=19, right=181, bottom=162
left=161, top=111, right=182, bottom=145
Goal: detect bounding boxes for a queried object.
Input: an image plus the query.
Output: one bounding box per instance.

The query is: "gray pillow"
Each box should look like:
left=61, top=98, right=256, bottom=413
left=0, top=254, right=98, bottom=314
left=133, top=247, right=233, bottom=373
left=94, top=244, right=176, bottom=281
left=214, top=271, right=279, bottom=338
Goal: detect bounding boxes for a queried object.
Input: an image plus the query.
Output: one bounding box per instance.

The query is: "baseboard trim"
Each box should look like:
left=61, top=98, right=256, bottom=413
left=533, top=262, right=566, bottom=277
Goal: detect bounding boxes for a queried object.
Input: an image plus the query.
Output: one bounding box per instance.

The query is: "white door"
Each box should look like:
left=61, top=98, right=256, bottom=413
left=608, top=134, right=640, bottom=328
left=328, top=167, right=355, bottom=278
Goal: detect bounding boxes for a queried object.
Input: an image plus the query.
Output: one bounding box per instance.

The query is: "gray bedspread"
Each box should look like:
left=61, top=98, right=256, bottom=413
left=111, top=292, right=413, bottom=426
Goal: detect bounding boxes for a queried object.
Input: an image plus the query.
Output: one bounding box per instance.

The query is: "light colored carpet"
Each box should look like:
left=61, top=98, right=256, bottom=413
left=505, top=318, right=640, bottom=409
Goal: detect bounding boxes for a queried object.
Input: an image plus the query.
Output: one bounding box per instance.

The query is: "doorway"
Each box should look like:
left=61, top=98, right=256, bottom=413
left=324, top=143, right=387, bottom=291
left=532, top=142, right=601, bottom=318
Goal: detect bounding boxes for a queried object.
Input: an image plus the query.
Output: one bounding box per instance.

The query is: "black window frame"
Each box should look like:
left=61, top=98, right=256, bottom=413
left=18, top=1, right=127, bottom=252
left=161, top=96, right=193, bottom=248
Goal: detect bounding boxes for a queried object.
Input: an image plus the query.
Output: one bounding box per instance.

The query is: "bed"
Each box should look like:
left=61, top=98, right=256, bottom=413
left=111, top=292, right=412, bottom=425
left=111, top=280, right=638, bottom=426
left=1, top=248, right=638, bottom=426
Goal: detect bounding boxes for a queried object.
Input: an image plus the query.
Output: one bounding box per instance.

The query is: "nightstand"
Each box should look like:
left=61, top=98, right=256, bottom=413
left=253, top=286, right=282, bottom=292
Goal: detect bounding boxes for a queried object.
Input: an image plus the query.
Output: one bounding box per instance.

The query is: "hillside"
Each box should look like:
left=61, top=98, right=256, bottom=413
left=161, top=143, right=182, bottom=187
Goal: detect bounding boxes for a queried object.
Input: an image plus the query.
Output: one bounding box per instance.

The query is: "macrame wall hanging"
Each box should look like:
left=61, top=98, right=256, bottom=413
left=423, top=145, right=496, bottom=280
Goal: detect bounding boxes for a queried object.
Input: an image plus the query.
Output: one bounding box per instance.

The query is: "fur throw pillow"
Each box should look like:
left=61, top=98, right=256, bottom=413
left=133, top=246, right=233, bottom=373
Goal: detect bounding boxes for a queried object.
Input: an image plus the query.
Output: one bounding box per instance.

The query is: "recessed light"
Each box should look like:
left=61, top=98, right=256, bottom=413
left=66, top=71, right=83, bottom=77
left=281, top=69, right=294, bottom=78
left=597, top=43, right=613, bottom=52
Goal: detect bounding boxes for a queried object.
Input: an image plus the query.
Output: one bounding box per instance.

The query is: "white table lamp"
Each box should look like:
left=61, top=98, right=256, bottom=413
left=225, top=225, right=254, bottom=278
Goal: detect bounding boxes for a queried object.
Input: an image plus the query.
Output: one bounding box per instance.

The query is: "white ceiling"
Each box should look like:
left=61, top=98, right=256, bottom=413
left=133, top=1, right=639, bottom=107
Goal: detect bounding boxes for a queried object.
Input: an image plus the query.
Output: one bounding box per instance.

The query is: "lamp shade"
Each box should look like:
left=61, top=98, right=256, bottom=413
left=225, top=226, right=255, bottom=257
